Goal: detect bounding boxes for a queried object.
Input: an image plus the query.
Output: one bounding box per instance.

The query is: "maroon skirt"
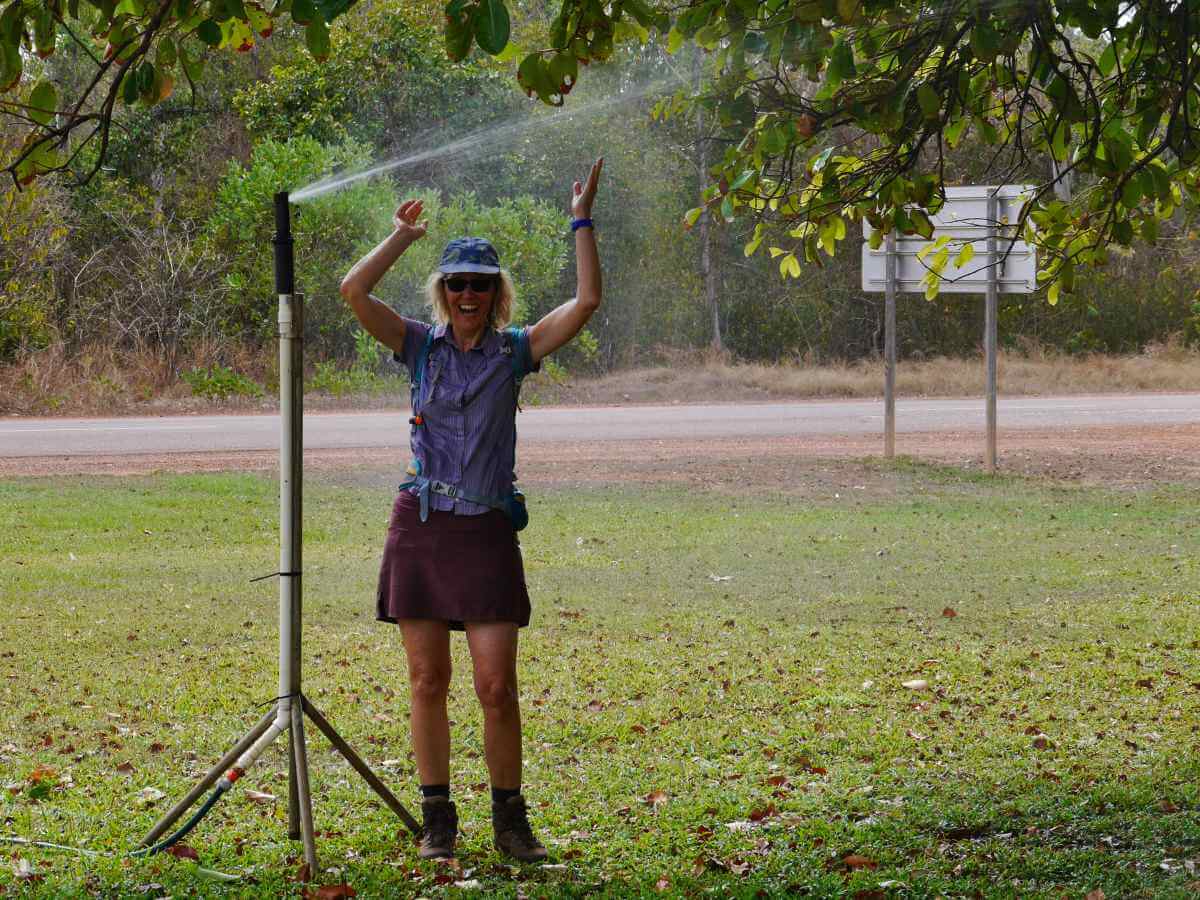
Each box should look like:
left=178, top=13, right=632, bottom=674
left=376, top=491, right=531, bottom=629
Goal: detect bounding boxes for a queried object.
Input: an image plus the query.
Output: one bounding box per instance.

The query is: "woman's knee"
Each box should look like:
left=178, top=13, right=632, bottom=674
left=408, top=663, right=451, bottom=703
left=474, top=671, right=517, bottom=712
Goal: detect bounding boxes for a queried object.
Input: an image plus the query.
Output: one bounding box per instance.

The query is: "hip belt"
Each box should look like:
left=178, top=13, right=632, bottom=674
left=399, top=475, right=528, bottom=531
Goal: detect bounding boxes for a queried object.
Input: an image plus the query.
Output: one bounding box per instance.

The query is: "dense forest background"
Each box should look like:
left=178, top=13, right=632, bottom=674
left=4, top=0, right=1200, bottom=407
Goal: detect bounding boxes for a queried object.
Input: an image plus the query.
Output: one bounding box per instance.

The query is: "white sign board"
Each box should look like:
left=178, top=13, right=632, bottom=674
left=862, top=185, right=1037, bottom=294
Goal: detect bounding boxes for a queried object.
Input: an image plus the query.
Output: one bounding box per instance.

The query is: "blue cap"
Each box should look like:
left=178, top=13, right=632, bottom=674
left=438, top=237, right=501, bottom=275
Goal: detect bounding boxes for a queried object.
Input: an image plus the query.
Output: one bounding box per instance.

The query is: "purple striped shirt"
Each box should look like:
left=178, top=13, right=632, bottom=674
left=396, top=318, right=539, bottom=515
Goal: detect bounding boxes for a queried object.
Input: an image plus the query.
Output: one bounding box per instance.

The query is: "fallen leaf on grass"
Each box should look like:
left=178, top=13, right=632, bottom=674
left=942, top=607, right=958, bottom=618
left=727, top=858, right=752, bottom=875
left=1032, top=735, right=1051, bottom=750
left=165, top=844, right=199, bottom=861
left=245, top=789, right=276, bottom=803
left=901, top=679, right=929, bottom=690
left=13, top=858, right=42, bottom=882
left=137, top=787, right=165, bottom=805
left=115, top=761, right=135, bottom=774
left=644, top=789, right=668, bottom=807
left=708, top=574, right=732, bottom=582
left=1085, top=890, right=1105, bottom=900
left=28, top=765, right=58, bottom=784
left=308, top=885, right=356, bottom=899
left=1161, top=800, right=1181, bottom=813
left=749, top=804, right=777, bottom=822
left=827, top=853, right=878, bottom=873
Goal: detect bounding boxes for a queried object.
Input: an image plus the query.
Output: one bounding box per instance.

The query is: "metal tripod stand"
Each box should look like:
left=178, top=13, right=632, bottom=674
left=138, top=193, right=419, bottom=873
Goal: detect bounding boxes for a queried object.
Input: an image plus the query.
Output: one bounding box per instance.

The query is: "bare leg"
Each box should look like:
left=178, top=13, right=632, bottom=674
left=464, top=622, right=521, bottom=790
left=398, top=619, right=452, bottom=786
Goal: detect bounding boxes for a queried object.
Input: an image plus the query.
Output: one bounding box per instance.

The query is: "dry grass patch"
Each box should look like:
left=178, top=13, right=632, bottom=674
left=2, top=341, right=1199, bottom=416
left=528, top=344, right=1200, bottom=406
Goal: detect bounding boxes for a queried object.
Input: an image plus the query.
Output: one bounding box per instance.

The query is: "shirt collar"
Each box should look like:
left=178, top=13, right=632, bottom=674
left=435, top=323, right=498, bottom=353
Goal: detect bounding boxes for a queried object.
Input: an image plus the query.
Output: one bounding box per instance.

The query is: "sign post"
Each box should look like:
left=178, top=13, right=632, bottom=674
left=884, top=230, right=897, bottom=458
left=862, top=185, right=1037, bottom=471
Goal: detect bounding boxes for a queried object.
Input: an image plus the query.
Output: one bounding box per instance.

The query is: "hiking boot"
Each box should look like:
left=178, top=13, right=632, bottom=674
left=491, top=794, right=548, bottom=862
left=418, top=796, right=458, bottom=859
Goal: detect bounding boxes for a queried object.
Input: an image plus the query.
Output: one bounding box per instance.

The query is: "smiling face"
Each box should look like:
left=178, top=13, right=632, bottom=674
left=443, top=274, right=497, bottom=334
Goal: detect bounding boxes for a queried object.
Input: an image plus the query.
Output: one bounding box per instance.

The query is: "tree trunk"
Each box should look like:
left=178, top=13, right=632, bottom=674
left=694, top=52, right=722, bottom=353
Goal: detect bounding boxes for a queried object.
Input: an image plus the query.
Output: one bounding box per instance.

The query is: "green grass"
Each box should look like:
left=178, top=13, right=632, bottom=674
left=1, top=467, right=1198, bottom=897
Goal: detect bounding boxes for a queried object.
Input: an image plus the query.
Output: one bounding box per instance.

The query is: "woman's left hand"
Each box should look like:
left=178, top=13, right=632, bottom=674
left=571, top=158, right=603, bottom=221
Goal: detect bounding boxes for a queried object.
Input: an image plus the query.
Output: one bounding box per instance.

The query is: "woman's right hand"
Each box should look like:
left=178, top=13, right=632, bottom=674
left=393, top=199, right=428, bottom=243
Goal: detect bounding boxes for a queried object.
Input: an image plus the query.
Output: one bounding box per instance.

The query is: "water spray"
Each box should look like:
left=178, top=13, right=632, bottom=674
left=291, top=75, right=683, bottom=202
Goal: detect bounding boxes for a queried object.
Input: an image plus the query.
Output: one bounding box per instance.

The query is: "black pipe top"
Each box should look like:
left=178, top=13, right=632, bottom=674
left=273, top=191, right=295, bottom=295
left=274, top=191, right=292, bottom=242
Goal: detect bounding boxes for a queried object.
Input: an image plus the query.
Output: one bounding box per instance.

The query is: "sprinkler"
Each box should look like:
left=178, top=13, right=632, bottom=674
left=132, top=190, right=419, bottom=876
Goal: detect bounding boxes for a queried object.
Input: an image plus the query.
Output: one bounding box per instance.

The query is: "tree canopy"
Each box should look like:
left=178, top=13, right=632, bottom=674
left=5, top=0, right=1200, bottom=298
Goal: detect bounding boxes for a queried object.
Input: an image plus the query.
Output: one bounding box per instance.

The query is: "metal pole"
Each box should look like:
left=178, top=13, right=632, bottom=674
left=291, top=702, right=318, bottom=872
left=985, top=191, right=998, bottom=473
left=884, top=230, right=897, bottom=458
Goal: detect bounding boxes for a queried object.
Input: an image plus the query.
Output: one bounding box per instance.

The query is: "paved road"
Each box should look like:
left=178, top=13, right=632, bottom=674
left=1, top=394, right=1197, bottom=458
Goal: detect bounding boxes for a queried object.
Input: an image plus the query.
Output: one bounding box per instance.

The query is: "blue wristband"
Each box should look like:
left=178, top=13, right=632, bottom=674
left=571, top=217, right=594, bottom=232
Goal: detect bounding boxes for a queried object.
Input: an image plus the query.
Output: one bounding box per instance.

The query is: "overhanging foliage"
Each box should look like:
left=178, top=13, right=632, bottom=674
left=5, top=0, right=1199, bottom=300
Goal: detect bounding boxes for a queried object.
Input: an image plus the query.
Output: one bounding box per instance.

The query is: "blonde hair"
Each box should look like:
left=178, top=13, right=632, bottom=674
left=424, top=270, right=516, bottom=329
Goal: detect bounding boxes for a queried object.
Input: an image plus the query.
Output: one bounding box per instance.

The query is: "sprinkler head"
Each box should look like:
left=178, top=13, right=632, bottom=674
left=273, top=191, right=295, bottom=295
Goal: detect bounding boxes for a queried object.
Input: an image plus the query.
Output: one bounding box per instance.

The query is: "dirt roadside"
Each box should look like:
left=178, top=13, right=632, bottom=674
left=3, top=423, right=1196, bottom=491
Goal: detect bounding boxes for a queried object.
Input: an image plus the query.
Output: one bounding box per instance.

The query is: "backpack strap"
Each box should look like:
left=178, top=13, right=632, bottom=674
left=409, top=326, right=436, bottom=410
left=501, top=326, right=529, bottom=409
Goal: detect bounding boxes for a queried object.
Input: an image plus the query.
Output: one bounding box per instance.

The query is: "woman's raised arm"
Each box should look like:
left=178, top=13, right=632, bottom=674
left=340, top=199, right=428, bottom=356
left=529, top=159, right=603, bottom=364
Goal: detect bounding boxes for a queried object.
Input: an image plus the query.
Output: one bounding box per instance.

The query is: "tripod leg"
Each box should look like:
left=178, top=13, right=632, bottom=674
left=288, top=736, right=301, bottom=840
left=139, top=707, right=276, bottom=848
left=302, top=696, right=421, bottom=835
left=290, top=702, right=319, bottom=874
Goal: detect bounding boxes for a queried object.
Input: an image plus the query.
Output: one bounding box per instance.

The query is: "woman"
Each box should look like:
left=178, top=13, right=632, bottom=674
left=339, top=159, right=603, bottom=862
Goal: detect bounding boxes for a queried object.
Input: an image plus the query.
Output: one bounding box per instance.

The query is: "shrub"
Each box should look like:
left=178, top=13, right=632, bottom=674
left=181, top=365, right=263, bottom=400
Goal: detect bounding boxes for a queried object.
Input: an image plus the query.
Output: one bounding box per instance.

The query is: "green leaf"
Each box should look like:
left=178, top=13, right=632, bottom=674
left=114, top=0, right=146, bottom=17
left=28, top=81, right=56, bottom=126
left=969, top=20, right=999, bottom=62
left=472, top=0, right=510, bottom=56
left=827, top=37, right=855, bottom=88
left=157, top=37, right=177, bottom=69
left=122, top=68, right=140, bottom=104
left=314, top=0, right=356, bottom=21
left=32, top=6, right=55, bottom=57
left=1097, top=42, right=1117, bottom=77
left=666, top=27, right=683, bottom=54
left=195, top=18, right=222, bottom=47
left=548, top=51, right=577, bottom=93
left=291, top=0, right=316, bottom=26
left=683, top=206, right=702, bottom=228
left=744, top=223, right=764, bottom=257
left=917, top=83, right=939, bottom=120
left=954, top=241, right=975, bottom=268
left=445, top=0, right=472, bottom=61
left=305, top=17, right=329, bottom=60
left=910, top=208, right=934, bottom=240
left=945, top=116, right=968, bottom=148
left=1047, top=282, right=1060, bottom=305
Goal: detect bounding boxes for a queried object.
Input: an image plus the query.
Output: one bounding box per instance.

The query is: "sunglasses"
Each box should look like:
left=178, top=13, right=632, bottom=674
left=443, top=276, right=495, bottom=293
